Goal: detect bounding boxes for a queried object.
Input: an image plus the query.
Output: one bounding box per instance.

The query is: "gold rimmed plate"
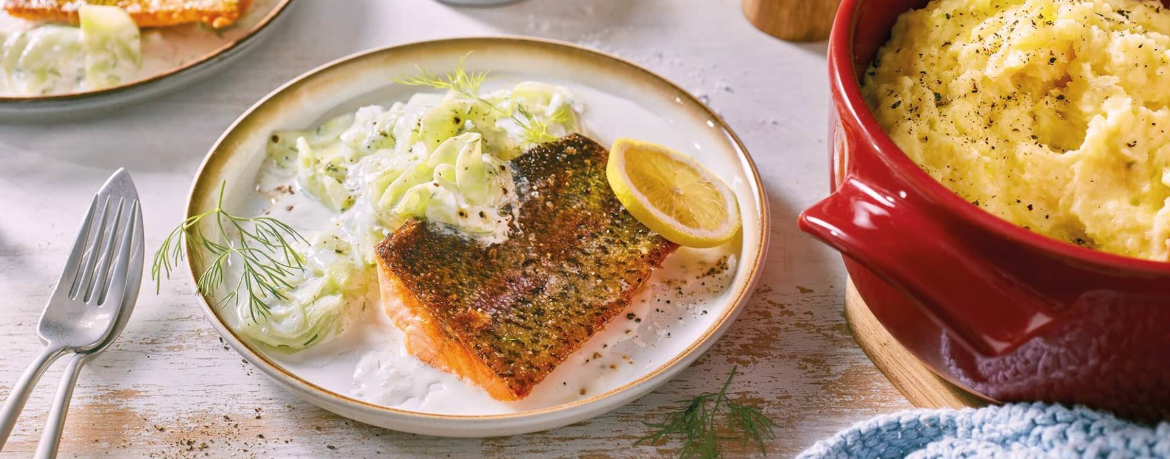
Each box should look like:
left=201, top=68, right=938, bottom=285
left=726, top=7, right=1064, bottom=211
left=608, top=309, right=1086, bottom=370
left=186, top=37, right=770, bottom=437
left=0, top=0, right=294, bottom=120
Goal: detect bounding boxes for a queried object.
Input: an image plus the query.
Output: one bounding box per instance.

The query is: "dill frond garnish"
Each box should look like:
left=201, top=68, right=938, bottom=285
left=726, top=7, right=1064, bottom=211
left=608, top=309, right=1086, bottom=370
left=517, top=104, right=571, bottom=144
left=152, top=182, right=308, bottom=322
left=635, top=366, right=777, bottom=459
left=393, top=54, right=569, bottom=145
left=393, top=54, right=489, bottom=97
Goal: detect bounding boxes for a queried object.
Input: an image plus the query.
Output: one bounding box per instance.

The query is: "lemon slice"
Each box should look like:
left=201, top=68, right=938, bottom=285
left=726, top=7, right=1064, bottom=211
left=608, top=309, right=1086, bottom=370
left=606, top=138, right=740, bottom=248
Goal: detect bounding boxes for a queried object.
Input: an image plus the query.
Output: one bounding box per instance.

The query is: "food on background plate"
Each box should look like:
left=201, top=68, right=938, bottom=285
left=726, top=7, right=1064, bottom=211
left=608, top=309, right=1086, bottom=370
left=0, top=0, right=253, bottom=96
left=376, top=135, right=677, bottom=400
left=864, top=0, right=1170, bottom=261
left=155, top=62, right=742, bottom=403
left=5, top=0, right=251, bottom=28
left=1, top=5, right=140, bottom=95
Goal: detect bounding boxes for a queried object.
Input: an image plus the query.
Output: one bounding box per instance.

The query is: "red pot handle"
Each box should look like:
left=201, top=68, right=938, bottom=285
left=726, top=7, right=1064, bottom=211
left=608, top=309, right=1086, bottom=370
left=799, top=177, right=1058, bottom=356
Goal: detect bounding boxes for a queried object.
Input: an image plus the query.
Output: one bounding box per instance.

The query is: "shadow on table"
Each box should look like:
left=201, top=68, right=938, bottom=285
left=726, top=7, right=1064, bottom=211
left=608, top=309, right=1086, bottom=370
left=792, top=40, right=830, bottom=56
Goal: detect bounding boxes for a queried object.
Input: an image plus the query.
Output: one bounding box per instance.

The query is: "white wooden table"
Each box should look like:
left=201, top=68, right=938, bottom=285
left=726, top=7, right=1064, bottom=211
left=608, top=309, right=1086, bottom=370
left=0, top=0, right=913, bottom=456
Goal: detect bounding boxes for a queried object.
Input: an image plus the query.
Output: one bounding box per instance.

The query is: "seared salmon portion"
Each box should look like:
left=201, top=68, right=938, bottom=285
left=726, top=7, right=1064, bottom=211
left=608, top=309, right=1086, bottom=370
left=4, top=0, right=252, bottom=28
left=375, top=134, right=678, bottom=400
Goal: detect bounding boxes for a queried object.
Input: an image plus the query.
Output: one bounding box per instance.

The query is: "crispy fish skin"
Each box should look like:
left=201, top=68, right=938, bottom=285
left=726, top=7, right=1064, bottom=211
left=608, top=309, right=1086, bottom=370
left=375, top=134, right=678, bottom=400
left=4, top=0, right=252, bottom=28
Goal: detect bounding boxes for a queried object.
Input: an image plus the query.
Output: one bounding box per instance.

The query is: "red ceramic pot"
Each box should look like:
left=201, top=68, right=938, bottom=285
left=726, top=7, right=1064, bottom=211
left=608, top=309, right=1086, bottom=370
left=799, top=0, right=1170, bottom=421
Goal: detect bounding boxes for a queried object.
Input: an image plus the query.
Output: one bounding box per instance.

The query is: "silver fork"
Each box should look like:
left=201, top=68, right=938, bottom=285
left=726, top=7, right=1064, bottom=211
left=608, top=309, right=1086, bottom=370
left=34, top=192, right=143, bottom=459
left=0, top=169, right=143, bottom=450
left=34, top=179, right=144, bottom=459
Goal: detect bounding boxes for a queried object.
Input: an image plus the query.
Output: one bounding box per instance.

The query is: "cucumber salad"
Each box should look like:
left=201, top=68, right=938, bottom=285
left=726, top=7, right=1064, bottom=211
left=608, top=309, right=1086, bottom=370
left=1, top=5, right=141, bottom=96
left=240, top=76, right=584, bottom=349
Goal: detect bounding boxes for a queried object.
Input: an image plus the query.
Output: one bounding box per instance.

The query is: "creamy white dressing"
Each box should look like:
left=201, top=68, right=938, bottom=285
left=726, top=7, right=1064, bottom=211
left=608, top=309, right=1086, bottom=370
left=235, top=227, right=376, bottom=349
left=352, top=349, right=444, bottom=407
left=267, top=83, right=582, bottom=254
left=1, top=23, right=89, bottom=95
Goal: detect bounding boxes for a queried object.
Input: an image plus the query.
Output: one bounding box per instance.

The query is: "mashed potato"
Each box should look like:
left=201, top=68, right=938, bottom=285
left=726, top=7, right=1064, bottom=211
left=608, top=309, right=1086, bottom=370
left=864, top=0, right=1170, bottom=261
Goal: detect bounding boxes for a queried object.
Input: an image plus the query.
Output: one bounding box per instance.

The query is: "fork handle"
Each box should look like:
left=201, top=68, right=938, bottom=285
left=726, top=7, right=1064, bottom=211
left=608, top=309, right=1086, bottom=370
left=33, top=353, right=87, bottom=459
left=0, top=345, right=67, bottom=450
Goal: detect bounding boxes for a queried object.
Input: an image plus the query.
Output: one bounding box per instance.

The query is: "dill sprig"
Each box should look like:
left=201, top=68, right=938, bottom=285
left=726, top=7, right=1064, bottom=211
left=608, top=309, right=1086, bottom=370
left=636, top=366, right=777, bottom=459
left=152, top=182, right=308, bottom=322
left=517, top=104, right=571, bottom=144
left=393, top=54, right=490, bottom=97
left=393, top=54, right=567, bottom=144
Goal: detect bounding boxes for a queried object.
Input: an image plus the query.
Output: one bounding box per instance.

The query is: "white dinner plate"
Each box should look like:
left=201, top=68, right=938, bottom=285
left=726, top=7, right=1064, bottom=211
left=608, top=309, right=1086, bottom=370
left=186, top=37, right=770, bottom=437
left=0, top=0, right=294, bottom=121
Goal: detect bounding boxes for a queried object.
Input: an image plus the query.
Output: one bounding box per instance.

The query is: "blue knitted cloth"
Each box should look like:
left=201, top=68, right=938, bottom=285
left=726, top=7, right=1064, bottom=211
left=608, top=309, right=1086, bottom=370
left=797, top=403, right=1170, bottom=459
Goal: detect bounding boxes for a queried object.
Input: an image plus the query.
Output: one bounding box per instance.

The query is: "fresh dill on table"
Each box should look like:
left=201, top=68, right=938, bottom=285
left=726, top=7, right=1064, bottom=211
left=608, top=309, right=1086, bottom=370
left=636, top=366, right=777, bottom=459
left=393, top=54, right=570, bottom=145
left=152, top=181, right=307, bottom=322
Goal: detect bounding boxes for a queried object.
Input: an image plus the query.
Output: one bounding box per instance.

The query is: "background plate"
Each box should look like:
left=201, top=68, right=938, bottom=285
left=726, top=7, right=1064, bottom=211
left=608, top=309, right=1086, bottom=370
left=0, top=0, right=294, bottom=121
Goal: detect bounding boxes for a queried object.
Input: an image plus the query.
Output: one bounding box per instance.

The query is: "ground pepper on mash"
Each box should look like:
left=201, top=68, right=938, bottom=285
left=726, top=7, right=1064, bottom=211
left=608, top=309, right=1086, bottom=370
left=863, top=0, right=1170, bottom=261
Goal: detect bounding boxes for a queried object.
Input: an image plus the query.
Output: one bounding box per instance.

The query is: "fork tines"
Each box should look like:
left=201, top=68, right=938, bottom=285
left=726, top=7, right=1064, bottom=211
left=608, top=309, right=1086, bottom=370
left=59, top=171, right=142, bottom=307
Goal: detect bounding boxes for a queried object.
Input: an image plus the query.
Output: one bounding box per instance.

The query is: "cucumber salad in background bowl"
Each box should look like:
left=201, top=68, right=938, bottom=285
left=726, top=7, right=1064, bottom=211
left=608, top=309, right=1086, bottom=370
left=0, top=5, right=141, bottom=96
left=160, top=38, right=768, bottom=437
left=0, top=0, right=294, bottom=120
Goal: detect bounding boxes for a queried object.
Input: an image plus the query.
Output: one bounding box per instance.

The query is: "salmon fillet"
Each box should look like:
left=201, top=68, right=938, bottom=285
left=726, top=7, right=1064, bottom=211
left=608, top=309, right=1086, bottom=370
left=4, top=0, right=252, bottom=28
left=375, top=134, right=678, bottom=401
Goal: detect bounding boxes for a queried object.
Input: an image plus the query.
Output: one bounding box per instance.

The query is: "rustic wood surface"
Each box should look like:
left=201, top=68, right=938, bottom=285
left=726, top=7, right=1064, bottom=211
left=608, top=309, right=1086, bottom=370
left=843, top=281, right=987, bottom=411
left=0, top=0, right=915, bottom=457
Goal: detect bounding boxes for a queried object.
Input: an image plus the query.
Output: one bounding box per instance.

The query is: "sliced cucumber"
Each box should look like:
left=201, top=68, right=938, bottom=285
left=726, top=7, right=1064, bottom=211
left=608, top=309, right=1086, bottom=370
left=79, top=5, right=141, bottom=90
left=5, top=26, right=84, bottom=95
left=0, top=31, right=29, bottom=92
